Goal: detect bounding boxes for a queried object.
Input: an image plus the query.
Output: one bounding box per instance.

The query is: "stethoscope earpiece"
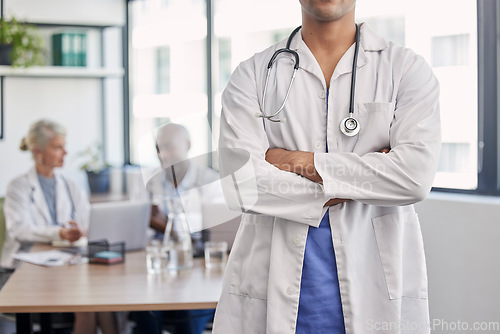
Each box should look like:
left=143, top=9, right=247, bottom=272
left=255, top=112, right=287, bottom=124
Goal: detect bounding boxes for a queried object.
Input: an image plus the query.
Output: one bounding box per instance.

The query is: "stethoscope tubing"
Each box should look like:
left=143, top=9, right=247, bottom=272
left=258, top=24, right=361, bottom=135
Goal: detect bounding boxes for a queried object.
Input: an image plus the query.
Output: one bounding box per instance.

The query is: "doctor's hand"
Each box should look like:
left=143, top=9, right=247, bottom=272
left=265, top=148, right=322, bottom=183
left=150, top=204, right=168, bottom=234
left=59, top=221, right=83, bottom=242
left=324, top=198, right=351, bottom=207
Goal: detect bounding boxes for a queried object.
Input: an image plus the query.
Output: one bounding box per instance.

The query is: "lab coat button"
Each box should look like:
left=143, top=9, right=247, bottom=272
left=314, top=140, right=322, bottom=150
left=292, top=236, right=301, bottom=246
left=286, top=286, right=296, bottom=295
left=317, top=90, right=326, bottom=99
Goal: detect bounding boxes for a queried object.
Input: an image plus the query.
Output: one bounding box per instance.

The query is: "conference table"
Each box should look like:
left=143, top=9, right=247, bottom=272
left=0, top=244, right=225, bottom=334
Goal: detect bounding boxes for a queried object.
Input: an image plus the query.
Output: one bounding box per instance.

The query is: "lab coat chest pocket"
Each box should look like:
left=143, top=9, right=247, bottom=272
left=372, top=211, right=428, bottom=300
left=353, top=102, right=395, bottom=155
left=228, top=215, right=273, bottom=300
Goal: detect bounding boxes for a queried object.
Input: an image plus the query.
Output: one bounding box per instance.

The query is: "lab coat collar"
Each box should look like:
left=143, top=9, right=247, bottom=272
left=288, top=22, right=388, bottom=84
left=27, top=167, right=71, bottom=225
left=27, top=167, right=52, bottom=225
left=358, top=22, right=389, bottom=51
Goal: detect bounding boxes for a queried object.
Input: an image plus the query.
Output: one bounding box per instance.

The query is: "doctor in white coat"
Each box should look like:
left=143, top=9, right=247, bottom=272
left=2, top=119, right=117, bottom=334
left=214, top=1, right=441, bottom=333
left=2, top=119, right=89, bottom=268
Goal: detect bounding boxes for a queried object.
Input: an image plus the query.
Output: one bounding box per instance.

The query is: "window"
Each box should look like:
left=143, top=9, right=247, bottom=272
left=128, top=0, right=500, bottom=195
left=156, top=46, right=171, bottom=94
left=432, top=34, right=470, bottom=67
left=211, top=0, right=301, bottom=149
left=362, top=16, right=405, bottom=46
left=129, top=0, right=209, bottom=168
left=217, top=38, right=231, bottom=91
left=438, top=143, right=472, bottom=173
left=357, top=0, right=478, bottom=190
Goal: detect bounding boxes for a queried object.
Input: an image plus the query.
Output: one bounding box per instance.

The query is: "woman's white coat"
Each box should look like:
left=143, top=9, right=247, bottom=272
left=2, top=167, right=90, bottom=267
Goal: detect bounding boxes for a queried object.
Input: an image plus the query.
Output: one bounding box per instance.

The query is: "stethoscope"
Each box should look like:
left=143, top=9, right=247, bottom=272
left=256, top=24, right=361, bottom=137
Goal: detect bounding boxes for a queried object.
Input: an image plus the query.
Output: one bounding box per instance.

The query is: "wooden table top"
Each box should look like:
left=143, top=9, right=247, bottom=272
left=0, top=245, right=224, bottom=313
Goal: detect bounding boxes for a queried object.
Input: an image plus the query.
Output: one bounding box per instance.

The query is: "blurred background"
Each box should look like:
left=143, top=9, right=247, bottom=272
left=0, top=0, right=498, bottom=332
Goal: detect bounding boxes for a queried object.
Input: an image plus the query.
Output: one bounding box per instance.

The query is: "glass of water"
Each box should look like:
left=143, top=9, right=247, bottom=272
left=146, top=240, right=168, bottom=275
left=204, top=241, right=228, bottom=269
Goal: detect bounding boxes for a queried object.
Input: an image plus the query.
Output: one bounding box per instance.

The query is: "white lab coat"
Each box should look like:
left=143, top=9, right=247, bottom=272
left=214, top=23, right=440, bottom=334
left=1, top=167, right=90, bottom=267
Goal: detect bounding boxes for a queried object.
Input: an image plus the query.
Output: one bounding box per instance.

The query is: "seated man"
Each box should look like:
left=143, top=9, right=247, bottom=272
left=146, top=122, right=222, bottom=256
left=134, top=123, right=218, bottom=334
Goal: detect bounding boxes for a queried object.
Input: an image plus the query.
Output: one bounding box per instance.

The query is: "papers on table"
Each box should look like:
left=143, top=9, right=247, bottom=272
left=12, top=250, right=88, bottom=267
left=51, top=236, right=88, bottom=248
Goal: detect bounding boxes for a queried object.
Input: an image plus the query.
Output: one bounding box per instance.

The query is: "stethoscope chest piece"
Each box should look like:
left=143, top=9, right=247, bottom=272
left=340, top=115, right=360, bottom=136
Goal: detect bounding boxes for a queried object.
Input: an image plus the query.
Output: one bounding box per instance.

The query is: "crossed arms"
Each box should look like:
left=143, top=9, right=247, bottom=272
left=218, top=55, right=440, bottom=226
left=265, top=147, right=390, bottom=207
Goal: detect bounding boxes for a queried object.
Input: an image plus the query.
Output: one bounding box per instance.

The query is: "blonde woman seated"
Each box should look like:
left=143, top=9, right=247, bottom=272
left=1, top=119, right=117, bottom=334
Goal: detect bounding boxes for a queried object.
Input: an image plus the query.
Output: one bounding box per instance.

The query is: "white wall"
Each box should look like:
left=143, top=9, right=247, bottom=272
left=0, top=77, right=107, bottom=194
left=4, top=0, right=125, bottom=26
left=0, top=0, right=125, bottom=197
left=415, top=193, right=500, bottom=330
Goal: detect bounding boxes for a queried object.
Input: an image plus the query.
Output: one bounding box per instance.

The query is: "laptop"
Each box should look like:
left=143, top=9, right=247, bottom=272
left=88, top=201, right=151, bottom=251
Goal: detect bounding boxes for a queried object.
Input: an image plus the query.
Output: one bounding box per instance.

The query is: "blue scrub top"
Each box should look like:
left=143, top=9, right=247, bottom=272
left=37, top=173, right=58, bottom=225
left=295, top=211, right=346, bottom=334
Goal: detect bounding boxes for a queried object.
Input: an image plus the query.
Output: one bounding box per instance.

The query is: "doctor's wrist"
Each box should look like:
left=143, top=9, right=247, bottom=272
left=291, top=151, right=322, bottom=183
